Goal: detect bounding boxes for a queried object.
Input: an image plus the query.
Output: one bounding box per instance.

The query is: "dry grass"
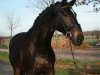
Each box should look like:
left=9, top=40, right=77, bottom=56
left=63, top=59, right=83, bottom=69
left=51, top=37, right=91, bottom=50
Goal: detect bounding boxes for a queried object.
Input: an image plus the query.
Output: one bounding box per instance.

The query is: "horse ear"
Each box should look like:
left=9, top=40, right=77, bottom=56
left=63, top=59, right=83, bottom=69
left=62, top=0, right=67, bottom=3
left=61, top=0, right=67, bottom=4
left=50, top=4, right=55, bottom=7
left=69, top=0, right=76, bottom=6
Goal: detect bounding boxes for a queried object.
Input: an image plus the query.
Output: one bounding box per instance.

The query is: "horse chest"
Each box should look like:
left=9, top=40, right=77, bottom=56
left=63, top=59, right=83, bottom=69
left=35, top=56, right=49, bottom=67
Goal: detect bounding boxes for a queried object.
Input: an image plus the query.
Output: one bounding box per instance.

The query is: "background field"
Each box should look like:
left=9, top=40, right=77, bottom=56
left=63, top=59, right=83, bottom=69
left=0, top=48, right=100, bottom=75
left=0, top=32, right=100, bottom=75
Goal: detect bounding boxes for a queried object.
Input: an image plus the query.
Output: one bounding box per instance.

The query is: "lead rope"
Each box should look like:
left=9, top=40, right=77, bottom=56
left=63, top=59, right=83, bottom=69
left=64, top=35, right=87, bottom=75
left=69, top=40, right=78, bottom=70
left=68, top=39, right=82, bottom=74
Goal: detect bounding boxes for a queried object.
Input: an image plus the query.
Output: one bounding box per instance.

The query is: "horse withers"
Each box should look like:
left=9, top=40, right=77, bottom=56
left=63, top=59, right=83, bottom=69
left=9, top=0, right=84, bottom=75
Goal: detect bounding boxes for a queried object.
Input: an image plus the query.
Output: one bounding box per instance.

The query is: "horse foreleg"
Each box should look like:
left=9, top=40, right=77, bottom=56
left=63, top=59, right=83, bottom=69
left=20, top=70, right=25, bottom=75
left=13, top=67, right=21, bottom=75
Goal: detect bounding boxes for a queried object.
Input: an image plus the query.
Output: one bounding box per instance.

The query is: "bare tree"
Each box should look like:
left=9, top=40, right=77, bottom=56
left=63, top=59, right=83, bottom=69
left=5, top=11, right=19, bottom=37
left=75, top=0, right=100, bottom=12
left=27, top=0, right=58, bottom=13
left=29, top=0, right=55, bottom=7
left=28, top=0, right=100, bottom=13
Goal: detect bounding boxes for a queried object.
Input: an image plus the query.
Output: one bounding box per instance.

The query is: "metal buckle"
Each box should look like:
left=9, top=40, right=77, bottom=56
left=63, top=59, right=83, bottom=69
left=65, top=32, right=72, bottom=38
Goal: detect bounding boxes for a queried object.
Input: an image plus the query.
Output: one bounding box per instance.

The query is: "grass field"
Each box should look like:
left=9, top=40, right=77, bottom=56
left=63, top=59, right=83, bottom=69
left=55, top=58, right=100, bottom=75
left=0, top=51, right=9, bottom=64
left=0, top=51, right=100, bottom=75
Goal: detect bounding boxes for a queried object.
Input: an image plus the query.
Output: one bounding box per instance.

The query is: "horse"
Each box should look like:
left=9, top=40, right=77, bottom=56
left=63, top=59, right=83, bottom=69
left=9, top=0, right=84, bottom=75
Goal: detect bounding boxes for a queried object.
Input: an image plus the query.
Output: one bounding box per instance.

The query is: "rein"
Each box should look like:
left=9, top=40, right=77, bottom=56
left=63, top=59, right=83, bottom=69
left=64, top=34, right=88, bottom=75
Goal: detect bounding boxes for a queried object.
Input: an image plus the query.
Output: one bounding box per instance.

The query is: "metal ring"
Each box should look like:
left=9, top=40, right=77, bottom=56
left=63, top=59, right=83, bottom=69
left=66, top=32, right=72, bottom=38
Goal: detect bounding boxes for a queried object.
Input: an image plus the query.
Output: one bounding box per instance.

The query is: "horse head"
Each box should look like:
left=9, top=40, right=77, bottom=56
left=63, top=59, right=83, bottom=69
left=51, top=0, right=84, bottom=46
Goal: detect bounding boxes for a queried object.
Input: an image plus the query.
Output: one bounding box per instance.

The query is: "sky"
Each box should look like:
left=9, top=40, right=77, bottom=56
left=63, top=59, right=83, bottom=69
left=0, top=0, right=100, bottom=36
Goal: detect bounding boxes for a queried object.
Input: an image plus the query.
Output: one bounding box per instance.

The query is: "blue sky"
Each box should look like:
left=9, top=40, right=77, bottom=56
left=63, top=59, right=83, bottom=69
left=0, top=0, right=100, bottom=36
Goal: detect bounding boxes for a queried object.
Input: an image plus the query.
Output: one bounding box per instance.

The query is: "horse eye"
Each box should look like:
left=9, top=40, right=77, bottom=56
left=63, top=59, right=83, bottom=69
left=61, top=11, right=68, bottom=16
left=64, top=13, right=68, bottom=16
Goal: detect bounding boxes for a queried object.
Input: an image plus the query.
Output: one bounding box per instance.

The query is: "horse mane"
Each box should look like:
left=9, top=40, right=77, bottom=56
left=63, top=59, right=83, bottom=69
left=26, top=7, right=52, bottom=35
left=33, top=7, right=51, bottom=27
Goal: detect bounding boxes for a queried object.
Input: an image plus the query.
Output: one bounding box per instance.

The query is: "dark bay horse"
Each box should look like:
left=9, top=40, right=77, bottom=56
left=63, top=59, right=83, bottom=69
left=9, top=0, right=84, bottom=75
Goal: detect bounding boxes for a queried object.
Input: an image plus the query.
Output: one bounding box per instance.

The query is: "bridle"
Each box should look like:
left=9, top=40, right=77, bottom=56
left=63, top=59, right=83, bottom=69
left=57, top=6, right=76, bottom=39
left=51, top=4, right=77, bottom=37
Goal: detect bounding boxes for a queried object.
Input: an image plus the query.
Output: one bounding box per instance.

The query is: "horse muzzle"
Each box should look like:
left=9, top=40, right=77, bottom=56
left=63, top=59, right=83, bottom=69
left=70, top=35, right=84, bottom=46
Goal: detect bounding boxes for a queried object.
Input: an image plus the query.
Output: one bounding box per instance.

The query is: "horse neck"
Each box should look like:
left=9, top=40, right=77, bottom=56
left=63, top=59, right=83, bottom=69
left=30, top=23, right=54, bottom=49
left=26, top=10, right=55, bottom=49
left=36, top=27, right=54, bottom=49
